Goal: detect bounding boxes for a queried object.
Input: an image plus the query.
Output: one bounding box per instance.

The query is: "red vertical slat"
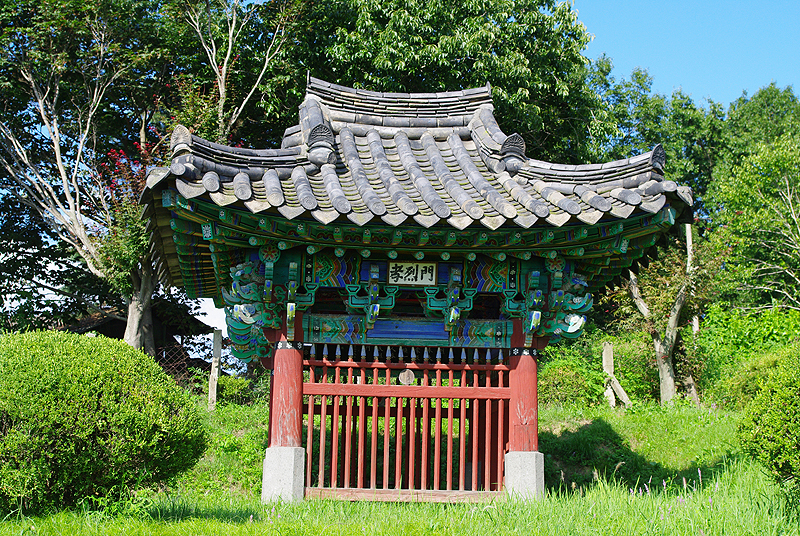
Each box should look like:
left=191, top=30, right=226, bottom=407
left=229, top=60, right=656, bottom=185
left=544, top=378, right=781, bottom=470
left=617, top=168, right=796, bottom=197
left=446, top=369, right=454, bottom=491
left=357, top=366, right=367, bottom=488
left=344, top=365, right=354, bottom=488
left=471, top=369, right=479, bottom=491
left=318, top=358, right=328, bottom=488
left=484, top=398, right=492, bottom=491
left=408, top=397, right=417, bottom=489
left=383, top=368, right=391, bottom=489
left=484, top=350, right=492, bottom=490
left=497, top=367, right=505, bottom=491
left=433, top=369, right=442, bottom=490
left=395, top=396, right=404, bottom=489
left=370, top=365, right=379, bottom=488
left=459, top=367, right=467, bottom=491
left=331, top=364, right=341, bottom=488
left=421, top=369, right=429, bottom=490
left=306, top=363, right=316, bottom=489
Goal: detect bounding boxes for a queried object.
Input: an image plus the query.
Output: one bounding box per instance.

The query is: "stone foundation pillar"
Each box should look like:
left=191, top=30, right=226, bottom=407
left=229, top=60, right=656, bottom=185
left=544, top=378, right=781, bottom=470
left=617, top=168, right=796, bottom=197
left=262, top=446, right=305, bottom=502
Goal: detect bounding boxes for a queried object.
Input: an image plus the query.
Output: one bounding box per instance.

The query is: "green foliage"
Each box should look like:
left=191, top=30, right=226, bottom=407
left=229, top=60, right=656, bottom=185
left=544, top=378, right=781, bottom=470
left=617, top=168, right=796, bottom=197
left=538, top=357, right=604, bottom=406
left=188, top=368, right=266, bottom=406
left=538, top=343, right=606, bottom=406
left=694, top=305, right=800, bottom=377
left=720, top=83, right=800, bottom=171
left=597, top=332, right=659, bottom=401
left=0, top=331, right=208, bottom=513
left=587, top=58, right=725, bottom=202
left=96, top=203, right=150, bottom=294
left=538, top=328, right=660, bottom=405
left=174, top=399, right=269, bottom=496
left=168, top=77, right=220, bottom=142
left=0, top=196, right=121, bottom=331
left=215, top=375, right=255, bottom=406
left=708, top=134, right=800, bottom=309
left=738, top=348, right=800, bottom=496
left=713, top=347, right=792, bottom=410
left=284, top=0, right=613, bottom=163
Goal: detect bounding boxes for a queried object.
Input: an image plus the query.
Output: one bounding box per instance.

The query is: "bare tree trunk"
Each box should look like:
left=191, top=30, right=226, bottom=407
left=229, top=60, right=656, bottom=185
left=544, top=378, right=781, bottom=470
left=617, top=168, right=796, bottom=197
left=627, top=270, right=687, bottom=405
left=123, top=263, right=157, bottom=354
left=653, top=336, right=676, bottom=403
left=139, top=111, right=148, bottom=148
left=183, top=0, right=293, bottom=143
left=142, top=304, right=155, bottom=356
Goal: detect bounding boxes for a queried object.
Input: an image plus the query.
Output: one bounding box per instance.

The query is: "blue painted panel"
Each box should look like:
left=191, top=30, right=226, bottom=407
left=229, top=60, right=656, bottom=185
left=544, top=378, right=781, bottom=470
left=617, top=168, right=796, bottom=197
left=359, top=261, right=388, bottom=282
left=369, top=319, right=449, bottom=340
left=438, top=262, right=463, bottom=284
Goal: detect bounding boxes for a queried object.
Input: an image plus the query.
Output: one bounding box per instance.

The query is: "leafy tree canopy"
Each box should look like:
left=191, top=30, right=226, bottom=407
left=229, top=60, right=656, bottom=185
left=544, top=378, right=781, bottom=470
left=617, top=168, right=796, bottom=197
left=588, top=56, right=725, bottom=206
left=709, top=134, right=800, bottom=310
left=267, top=0, right=616, bottom=163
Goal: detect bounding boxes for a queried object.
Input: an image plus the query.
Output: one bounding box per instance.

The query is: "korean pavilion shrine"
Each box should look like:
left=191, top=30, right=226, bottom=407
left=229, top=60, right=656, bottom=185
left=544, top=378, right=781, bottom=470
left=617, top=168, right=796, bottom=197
left=142, top=76, right=693, bottom=502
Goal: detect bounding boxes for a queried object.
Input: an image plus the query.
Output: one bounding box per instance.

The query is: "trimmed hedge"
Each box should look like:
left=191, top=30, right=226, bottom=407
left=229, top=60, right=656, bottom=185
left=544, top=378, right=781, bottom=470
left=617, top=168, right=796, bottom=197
left=738, top=347, right=800, bottom=496
left=0, top=331, right=208, bottom=513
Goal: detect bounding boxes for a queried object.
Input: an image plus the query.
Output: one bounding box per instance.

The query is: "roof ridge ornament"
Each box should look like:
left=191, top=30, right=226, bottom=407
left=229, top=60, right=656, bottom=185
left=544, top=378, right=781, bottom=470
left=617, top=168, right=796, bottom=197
left=170, top=124, right=192, bottom=152
left=650, top=144, right=666, bottom=172
left=299, top=97, right=336, bottom=168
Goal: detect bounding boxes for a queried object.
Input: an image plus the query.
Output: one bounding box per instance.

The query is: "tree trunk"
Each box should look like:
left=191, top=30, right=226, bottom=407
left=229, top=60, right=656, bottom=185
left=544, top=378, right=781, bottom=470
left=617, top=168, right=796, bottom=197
left=142, top=304, right=155, bottom=356
left=123, top=264, right=157, bottom=354
left=653, top=336, right=677, bottom=404
left=628, top=269, right=685, bottom=405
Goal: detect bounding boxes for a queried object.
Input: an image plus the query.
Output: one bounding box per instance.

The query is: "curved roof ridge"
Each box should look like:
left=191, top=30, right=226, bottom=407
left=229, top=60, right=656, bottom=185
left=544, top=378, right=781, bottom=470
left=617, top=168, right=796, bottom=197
left=524, top=145, right=663, bottom=174
left=518, top=145, right=666, bottom=184
left=306, top=76, right=493, bottom=119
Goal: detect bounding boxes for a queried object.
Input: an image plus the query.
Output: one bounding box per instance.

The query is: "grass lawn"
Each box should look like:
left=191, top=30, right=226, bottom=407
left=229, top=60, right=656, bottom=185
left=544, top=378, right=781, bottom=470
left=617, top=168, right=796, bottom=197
left=2, top=403, right=796, bottom=535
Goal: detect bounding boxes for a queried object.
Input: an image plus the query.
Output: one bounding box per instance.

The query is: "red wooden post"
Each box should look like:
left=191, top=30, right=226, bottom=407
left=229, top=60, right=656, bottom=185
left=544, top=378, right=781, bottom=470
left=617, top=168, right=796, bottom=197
left=269, top=316, right=304, bottom=448
left=509, top=319, right=540, bottom=452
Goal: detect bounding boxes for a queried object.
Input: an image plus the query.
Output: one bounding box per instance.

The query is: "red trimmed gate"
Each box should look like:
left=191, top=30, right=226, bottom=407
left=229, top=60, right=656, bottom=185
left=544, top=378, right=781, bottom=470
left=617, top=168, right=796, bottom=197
left=302, top=344, right=509, bottom=501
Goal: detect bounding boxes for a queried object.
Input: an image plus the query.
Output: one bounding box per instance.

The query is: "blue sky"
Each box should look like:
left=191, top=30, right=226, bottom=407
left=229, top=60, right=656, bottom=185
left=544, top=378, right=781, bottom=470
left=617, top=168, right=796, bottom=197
left=573, top=0, right=800, bottom=107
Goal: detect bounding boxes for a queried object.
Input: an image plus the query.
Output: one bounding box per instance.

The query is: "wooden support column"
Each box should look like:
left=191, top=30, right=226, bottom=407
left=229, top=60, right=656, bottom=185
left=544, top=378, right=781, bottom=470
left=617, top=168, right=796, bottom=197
left=505, top=321, right=547, bottom=498
left=509, top=319, right=544, bottom=452
left=269, top=313, right=304, bottom=448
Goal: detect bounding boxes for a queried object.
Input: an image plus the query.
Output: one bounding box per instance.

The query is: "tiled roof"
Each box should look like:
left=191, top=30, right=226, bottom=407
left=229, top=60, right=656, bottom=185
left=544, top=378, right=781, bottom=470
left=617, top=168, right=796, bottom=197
left=150, top=76, right=692, bottom=233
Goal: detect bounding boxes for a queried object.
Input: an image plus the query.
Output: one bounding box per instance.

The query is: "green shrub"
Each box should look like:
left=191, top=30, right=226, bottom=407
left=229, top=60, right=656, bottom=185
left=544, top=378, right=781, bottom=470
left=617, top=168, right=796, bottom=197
left=538, top=328, right=658, bottom=406
left=216, top=374, right=253, bottom=405
left=738, top=347, right=800, bottom=496
left=710, top=345, right=791, bottom=409
left=693, top=304, right=800, bottom=397
left=189, top=367, right=265, bottom=406
left=0, top=331, right=208, bottom=513
left=538, top=356, right=605, bottom=406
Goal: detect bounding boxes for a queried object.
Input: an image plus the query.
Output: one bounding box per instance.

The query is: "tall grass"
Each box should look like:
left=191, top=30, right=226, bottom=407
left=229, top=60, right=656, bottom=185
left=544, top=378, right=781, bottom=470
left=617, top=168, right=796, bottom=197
left=1, top=403, right=796, bottom=535
left=2, top=458, right=795, bottom=536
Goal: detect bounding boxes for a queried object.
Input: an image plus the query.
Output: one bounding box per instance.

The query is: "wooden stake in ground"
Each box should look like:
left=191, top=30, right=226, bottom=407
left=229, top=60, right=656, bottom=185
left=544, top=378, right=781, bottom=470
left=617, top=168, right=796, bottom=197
left=602, top=342, right=616, bottom=407
left=208, top=329, right=222, bottom=411
left=602, top=342, right=632, bottom=407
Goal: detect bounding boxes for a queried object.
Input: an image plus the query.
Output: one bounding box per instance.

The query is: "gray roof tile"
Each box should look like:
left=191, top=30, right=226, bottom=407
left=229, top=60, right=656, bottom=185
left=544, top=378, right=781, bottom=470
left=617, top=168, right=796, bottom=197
left=154, top=78, right=692, bottom=232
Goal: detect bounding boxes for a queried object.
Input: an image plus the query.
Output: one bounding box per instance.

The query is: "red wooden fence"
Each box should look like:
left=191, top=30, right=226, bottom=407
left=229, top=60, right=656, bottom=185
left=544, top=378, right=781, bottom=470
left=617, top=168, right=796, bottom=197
left=301, top=344, right=510, bottom=501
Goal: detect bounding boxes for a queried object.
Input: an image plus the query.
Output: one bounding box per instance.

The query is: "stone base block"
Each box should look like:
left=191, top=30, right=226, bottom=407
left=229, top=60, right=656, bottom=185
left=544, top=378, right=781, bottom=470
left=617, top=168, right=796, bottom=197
left=504, top=450, right=545, bottom=499
left=261, top=446, right=305, bottom=502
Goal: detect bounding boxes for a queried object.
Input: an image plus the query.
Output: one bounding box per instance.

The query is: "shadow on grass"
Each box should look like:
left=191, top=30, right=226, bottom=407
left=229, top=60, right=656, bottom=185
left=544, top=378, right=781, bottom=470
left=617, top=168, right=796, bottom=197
left=145, top=495, right=263, bottom=523
left=539, top=417, right=739, bottom=494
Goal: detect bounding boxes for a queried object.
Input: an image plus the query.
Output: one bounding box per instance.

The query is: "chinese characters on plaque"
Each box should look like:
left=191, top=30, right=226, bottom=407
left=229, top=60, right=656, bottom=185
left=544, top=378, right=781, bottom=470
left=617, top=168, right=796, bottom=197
left=387, top=262, right=437, bottom=286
